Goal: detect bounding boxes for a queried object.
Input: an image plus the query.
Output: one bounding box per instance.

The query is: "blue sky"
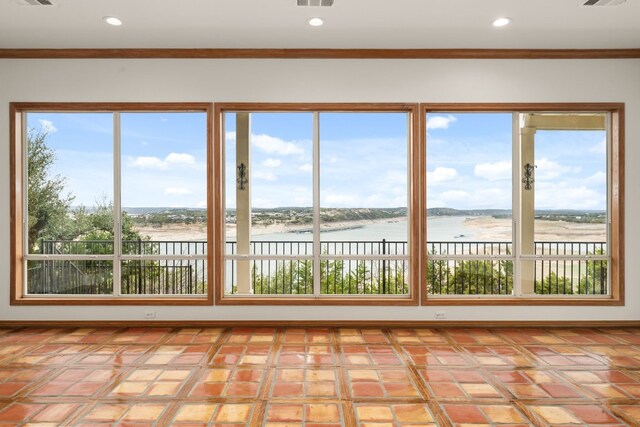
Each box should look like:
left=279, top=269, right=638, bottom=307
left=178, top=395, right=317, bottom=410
left=426, top=113, right=606, bottom=211
left=27, top=111, right=606, bottom=212
left=225, top=112, right=408, bottom=210
left=28, top=112, right=207, bottom=209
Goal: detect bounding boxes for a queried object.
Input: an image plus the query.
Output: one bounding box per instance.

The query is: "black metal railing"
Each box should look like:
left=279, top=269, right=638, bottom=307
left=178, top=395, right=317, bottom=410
left=225, top=239, right=408, bottom=295
left=30, top=239, right=607, bottom=297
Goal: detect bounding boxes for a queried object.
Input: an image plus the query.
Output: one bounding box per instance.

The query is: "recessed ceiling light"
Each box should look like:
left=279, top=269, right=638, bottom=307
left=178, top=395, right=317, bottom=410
left=308, top=17, right=324, bottom=27
left=492, top=17, right=512, bottom=27
left=103, top=16, right=123, bottom=26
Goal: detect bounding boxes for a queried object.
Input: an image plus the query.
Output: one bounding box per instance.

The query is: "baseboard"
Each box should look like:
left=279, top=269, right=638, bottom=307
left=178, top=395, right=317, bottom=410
left=0, top=320, right=639, bottom=329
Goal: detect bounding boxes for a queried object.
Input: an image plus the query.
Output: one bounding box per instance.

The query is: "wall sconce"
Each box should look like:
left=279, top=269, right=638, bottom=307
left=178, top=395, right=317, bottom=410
left=237, top=163, right=248, bottom=190
left=522, top=163, right=536, bottom=190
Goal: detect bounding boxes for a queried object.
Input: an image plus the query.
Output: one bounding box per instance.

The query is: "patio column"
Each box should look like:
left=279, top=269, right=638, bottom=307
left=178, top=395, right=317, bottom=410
left=236, top=113, right=252, bottom=294
left=520, top=117, right=536, bottom=294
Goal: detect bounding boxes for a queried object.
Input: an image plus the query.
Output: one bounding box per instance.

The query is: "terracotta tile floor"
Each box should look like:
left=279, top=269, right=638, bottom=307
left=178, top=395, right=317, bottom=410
left=0, top=327, right=639, bottom=426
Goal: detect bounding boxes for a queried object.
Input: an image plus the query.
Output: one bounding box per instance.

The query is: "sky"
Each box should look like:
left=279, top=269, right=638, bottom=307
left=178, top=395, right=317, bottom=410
left=426, top=113, right=607, bottom=211
left=27, top=110, right=606, bottom=212
left=27, top=112, right=207, bottom=209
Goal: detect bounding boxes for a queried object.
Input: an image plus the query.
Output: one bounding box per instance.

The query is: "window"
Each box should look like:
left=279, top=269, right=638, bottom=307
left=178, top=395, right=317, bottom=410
left=423, top=104, right=624, bottom=304
left=215, top=104, right=419, bottom=304
left=10, top=103, right=212, bottom=305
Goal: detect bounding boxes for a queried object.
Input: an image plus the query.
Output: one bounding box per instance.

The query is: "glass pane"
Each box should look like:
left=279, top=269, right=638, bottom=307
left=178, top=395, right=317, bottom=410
left=532, top=125, right=607, bottom=245
left=533, top=259, right=608, bottom=296
left=25, top=113, right=114, bottom=255
left=427, top=259, right=514, bottom=295
left=27, top=260, right=113, bottom=295
left=225, top=259, right=314, bottom=296
left=319, top=112, right=408, bottom=256
left=426, top=113, right=513, bottom=253
left=121, top=112, right=208, bottom=258
left=320, top=259, right=409, bottom=295
left=224, top=112, right=314, bottom=257
left=121, top=259, right=207, bottom=295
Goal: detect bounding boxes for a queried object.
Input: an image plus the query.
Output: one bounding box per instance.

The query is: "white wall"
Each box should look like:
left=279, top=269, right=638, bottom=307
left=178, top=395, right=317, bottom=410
left=1, top=58, right=638, bottom=321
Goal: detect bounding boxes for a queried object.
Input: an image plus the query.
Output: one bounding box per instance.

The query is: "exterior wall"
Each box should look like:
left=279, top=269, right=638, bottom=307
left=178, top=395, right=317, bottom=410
left=1, top=58, right=639, bottom=321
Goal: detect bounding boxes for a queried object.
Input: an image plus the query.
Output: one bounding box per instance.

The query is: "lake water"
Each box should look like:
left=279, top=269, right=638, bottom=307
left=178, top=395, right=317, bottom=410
left=252, top=216, right=481, bottom=243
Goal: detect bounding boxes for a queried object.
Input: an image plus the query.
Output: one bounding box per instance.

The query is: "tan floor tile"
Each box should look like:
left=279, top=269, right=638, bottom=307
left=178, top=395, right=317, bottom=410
left=124, top=404, right=166, bottom=421
left=215, top=403, right=252, bottom=422
left=306, top=404, right=340, bottom=422
left=158, top=370, right=190, bottom=381
left=205, top=369, right=231, bottom=382
left=394, top=404, right=435, bottom=422
left=111, top=381, right=149, bottom=395
left=532, top=406, right=581, bottom=424
left=127, top=369, right=162, bottom=381
left=148, top=381, right=181, bottom=396
left=357, top=406, right=394, bottom=421
left=174, top=404, right=217, bottom=422
left=482, top=405, right=526, bottom=423
left=84, top=404, right=128, bottom=421
left=307, top=369, right=335, bottom=381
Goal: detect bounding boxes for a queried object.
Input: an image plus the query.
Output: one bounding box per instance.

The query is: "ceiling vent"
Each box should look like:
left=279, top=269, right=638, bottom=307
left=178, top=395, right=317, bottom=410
left=14, top=0, right=54, bottom=5
left=297, top=0, right=334, bottom=6
left=580, top=0, right=626, bottom=5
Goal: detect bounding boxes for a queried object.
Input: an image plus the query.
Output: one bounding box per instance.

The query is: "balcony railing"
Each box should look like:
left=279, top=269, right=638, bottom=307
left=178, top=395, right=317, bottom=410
left=28, top=239, right=607, bottom=296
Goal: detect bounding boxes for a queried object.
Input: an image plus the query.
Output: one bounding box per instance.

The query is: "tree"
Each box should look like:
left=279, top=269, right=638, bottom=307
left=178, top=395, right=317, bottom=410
left=27, top=129, right=74, bottom=253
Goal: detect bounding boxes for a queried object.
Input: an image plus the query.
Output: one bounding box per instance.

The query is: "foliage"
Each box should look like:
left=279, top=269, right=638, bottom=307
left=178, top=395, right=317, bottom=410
left=427, top=259, right=513, bottom=295
left=27, top=130, right=75, bottom=252
left=248, top=259, right=409, bottom=295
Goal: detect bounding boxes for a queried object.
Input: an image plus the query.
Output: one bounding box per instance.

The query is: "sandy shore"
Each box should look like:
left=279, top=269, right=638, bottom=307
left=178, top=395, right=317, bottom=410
left=464, top=216, right=607, bottom=241
left=135, top=216, right=607, bottom=242
left=135, top=217, right=405, bottom=241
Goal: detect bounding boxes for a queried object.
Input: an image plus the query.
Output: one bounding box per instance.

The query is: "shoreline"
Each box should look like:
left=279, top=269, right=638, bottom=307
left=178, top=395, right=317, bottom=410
left=134, top=215, right=607, bottom=242
left=135, top=216, right=407, bottom=241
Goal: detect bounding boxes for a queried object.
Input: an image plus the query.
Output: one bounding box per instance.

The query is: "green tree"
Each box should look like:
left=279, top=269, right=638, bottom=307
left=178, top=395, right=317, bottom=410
left=536, top=272, right=572, bottom=295
left=27, top=130, right=74, bottom=253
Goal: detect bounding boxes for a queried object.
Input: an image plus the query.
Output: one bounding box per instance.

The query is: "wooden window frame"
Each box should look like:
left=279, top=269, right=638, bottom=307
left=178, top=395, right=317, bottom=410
left=10, top=102, right=214, bottom=306
left=213, top=103, right=421, bottom=306
left=420, top=103, right=625, bottom=306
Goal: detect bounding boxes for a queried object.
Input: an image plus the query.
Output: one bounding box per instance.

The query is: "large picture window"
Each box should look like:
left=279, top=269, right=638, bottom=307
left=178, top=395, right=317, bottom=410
left=423, top=104, right=623, bottom=304
left=215, top=104, right=419, bottom=304
left=11, top=103, right=212, bottom=305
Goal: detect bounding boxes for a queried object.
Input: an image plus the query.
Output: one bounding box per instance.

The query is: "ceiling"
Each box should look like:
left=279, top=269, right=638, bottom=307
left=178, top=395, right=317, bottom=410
left=1, top=0, right=639, bottom=49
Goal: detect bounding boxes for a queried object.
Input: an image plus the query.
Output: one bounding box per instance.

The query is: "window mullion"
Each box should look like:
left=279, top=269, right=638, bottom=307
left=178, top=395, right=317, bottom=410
left=313, top=112, right=321, bottom=297
left=113, top=112, right=122, bottom=297
left=21, top=112, right=29, bottom=296
left=512, top=112, right=522, bottom=297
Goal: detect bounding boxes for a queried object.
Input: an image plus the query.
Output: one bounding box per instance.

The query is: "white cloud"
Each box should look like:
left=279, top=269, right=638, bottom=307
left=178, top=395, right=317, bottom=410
left=585, top=171, right=607, bottom=186
left=253, top=171, right=277, bottom=181
left=441, top=190, right=470, bottom=202
left=128, top=152, right=197, bottom=170
left=165, top=153, right=196, bottom=166
left=427, top=167, right=458, bottom=184
left=129, top=156, right=167, bottom=169
left=252, top=134, right=304, bottom=155
left=426, top=114, right=457, bottom=130
left=474, top=160, right=511, bottom=181
left=324, top=193, right=358, bottom=206
left=39, top=119, right=57, bottom=133
left=536, top=158, right=579, bottom=180
left=589, top=139, right=606, bottom=155
left=164, top=187, right=192, bottom=195
left=263, top=158, right=282, bottom=168
left=299, top=163, right=313, bottom=172
left=226, top=131, right=305, bottom=156
left=536, top=183, right=605, bottom=210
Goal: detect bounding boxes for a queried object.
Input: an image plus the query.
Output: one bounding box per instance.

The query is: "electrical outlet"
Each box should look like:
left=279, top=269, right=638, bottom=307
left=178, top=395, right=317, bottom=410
left=144, top=311, right=156, bottom=319
left=435, top=311, right=447, bottom=320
